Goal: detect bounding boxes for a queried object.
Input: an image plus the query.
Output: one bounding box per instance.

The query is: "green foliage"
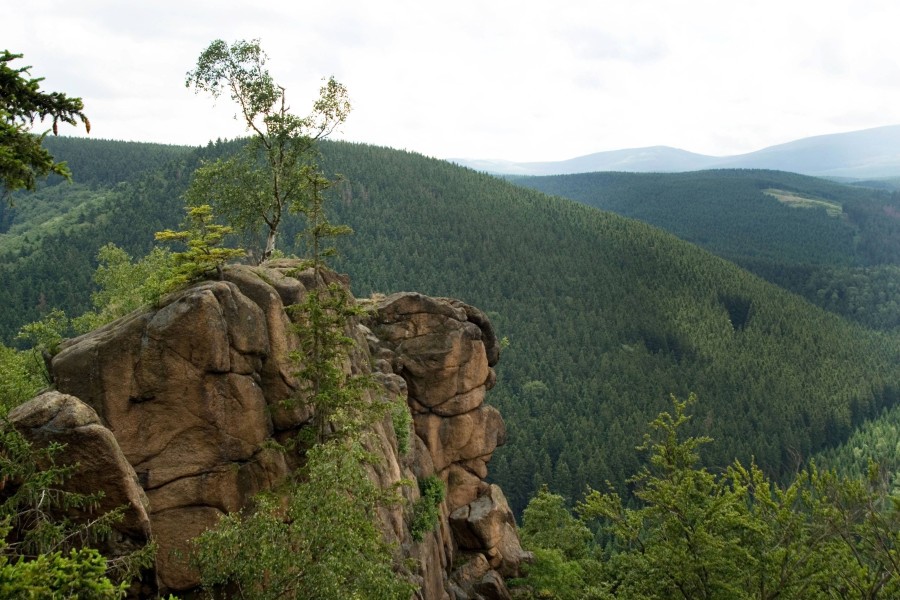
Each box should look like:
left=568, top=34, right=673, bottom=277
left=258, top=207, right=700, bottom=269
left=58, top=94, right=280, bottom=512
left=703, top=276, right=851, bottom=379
left=0, top=423, right=106, bottom=558
left=513, top=487, right=608, bottom=600
left=193, top=437, right=413, bottom=600
left=15, top=307, right=68, bottom=355
left=154, top=204, right=244, bottom=290
left=287, top=281, right=375, bottom=443
left=514, top=397, right=900, bottom=599
left=794, top=264, right=900, bottom=332
left=2, top=138, right=900, bottom=520
left=579, top=396, right=755, bottom=599
left=815, top=402, right=900, bottom=493
left=391, top=395, right=412, bottom=456
left=0, top=542, right=125, bottom=599
left=0, top=418, right=156, bottom=592
left=72, top=243, right=173, bottom=333
left=316, top=143, right=900, bottom=513
left=185, top=39, right=350, bottom=261
left=520, top=487, right=592, bottom=561
left=515, top=169, right=894, bottom=269
left=0, top=50, right=90, bottom=199
left=410, top=475, right=445, bottom=542
left=516, top=170, right=900, bottom=331
left=513, top=547, right=609, bottom=600
left=15, top=307, right=70, bottom=385
left=0, top=343, right=44, bottom=413
left=292, top=166, right=353, bottom=268
left=40, top=135, right=193, bottom=188
left=0, top=139, right=205, bottom=342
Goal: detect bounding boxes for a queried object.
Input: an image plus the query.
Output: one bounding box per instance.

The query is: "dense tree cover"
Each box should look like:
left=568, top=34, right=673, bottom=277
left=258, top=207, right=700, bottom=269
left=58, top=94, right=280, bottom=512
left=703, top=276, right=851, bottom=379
left=1, top=136, right=194, bottom=240
left=815, top=402, right=900, bottom=492
left=40, top=135, right=194, bottom=188
left=513, top=170, right=889, bottom=267
left=3, top=139, right=900, bottom=518
left=515, top=398, right=900, bottom=599
left=0, top=141, right=202, bottom=341
left=514, top=170, right=900, bottom=331
left=314, top=143, right=900, bottom=513
left=748, top=262, right=900, bottom=332
left=843, top=192, right=900, bottom=265
left=0, top=50, right=89, bottom=199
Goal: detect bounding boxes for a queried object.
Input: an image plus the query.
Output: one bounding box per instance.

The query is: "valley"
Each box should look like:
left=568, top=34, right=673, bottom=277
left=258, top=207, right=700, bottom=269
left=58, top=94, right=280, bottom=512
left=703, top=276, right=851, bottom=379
left=2, top=138, right=899, bottom=518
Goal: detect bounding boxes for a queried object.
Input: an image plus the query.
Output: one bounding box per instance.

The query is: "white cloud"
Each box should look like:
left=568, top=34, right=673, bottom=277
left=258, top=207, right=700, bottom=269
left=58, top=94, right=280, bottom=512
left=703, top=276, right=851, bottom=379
left=8, top=0, right=900, bottom=160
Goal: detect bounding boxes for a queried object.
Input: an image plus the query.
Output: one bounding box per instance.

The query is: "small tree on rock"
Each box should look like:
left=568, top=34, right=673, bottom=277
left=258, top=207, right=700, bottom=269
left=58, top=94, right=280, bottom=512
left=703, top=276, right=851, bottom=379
left=185, top=39, right=350, bottom=262
left=154, top=204, right=244, bottom=290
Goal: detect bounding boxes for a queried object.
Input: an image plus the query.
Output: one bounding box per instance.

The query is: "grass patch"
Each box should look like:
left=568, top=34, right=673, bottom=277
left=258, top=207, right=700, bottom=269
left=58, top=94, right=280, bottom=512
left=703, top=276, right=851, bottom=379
left=763, top=188, right=843, bottom=217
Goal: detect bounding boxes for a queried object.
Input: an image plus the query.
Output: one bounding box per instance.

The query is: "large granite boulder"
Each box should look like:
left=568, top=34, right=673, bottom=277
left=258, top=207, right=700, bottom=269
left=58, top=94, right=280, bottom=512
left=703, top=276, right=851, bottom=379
left=51, top=268, right=303, bottom=591
left=29, top=264, right=529, bottom=597
left=366, top=293, right=529, bottom=596
left=8, top=391, right=155, bottom=594
left=366, top=292, right=506, bottom=509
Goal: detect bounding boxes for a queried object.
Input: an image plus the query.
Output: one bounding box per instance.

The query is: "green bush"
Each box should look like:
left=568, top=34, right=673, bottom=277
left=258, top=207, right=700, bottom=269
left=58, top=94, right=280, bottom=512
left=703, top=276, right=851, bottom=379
left=0, top=545, right=125, bottom=599
left=391, top=396, right=412, bottom=456
left=410, top=475, right=445, bottom=542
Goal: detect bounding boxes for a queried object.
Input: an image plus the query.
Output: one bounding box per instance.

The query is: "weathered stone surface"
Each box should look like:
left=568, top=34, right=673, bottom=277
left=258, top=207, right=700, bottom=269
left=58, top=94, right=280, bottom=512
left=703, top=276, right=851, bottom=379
left=432, top=385, right=486, bottom=417
left=223, top=266, right=311, bottom=430
left=450, top=553, right=511, bottom=600
left=474, top=570, right=512, bottom=600
left=414, top=406, right=506, bottom=472
left=8, top=391, right=152, bottom=560
left=33, top=265, right=524, bottom=598
left=51, top=276, right=297, bottom=592
left=368, top=293, right=494, bottom=410
left=445, top=464, right=489, bottom=513
left=366, top=291, right=527, bottom=597
left=444, top=299, right=501, bottom=367
left=152, top=506, right=223, bottom=591
left=449, top=485, right=530, bottom=580
left=452, top=553, right=491, bottom=592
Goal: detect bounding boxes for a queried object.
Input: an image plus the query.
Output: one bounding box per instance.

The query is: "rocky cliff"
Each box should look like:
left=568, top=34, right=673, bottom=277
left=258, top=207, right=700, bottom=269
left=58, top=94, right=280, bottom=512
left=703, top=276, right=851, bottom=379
left=10, top=260, right=528, bottom=599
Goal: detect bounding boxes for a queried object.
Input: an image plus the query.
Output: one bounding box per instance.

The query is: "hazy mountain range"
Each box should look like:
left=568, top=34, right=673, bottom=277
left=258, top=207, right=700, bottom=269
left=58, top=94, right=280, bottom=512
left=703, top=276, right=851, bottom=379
left=452, top=124, right=900, bottom=179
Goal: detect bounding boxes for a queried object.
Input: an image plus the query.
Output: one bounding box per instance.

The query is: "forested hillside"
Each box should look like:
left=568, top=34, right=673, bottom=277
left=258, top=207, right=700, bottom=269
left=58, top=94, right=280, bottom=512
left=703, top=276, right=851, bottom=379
left=515, top=170, right=900, bottom=332
left=0, top=139, right=213, bottom=336
left=2, top=138, right=899, bottom=515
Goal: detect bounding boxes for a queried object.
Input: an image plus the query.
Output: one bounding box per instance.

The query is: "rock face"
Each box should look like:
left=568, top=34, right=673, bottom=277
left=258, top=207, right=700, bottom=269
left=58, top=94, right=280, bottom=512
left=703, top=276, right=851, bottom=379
left=8, top=391, right=156, bottom=596
left=366, top=292, right=528, bottom=599
left=34, top=261, right=528, bottom=597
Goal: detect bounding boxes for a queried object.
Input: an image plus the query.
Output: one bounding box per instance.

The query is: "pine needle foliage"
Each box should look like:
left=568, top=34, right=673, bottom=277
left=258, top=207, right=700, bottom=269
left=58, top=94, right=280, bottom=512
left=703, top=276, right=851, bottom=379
left=0, top=420, right=156, bottom=590
left=516, top=396, right=900, bottom=599
left=1, top=50, right=90, bottom=201
left=154, top=204, right=244, bottom=290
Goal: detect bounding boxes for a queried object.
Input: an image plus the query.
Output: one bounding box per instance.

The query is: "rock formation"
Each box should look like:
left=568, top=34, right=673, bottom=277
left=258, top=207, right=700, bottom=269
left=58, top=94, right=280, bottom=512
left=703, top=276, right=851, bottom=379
left=11, top=261, right=527, bottom=598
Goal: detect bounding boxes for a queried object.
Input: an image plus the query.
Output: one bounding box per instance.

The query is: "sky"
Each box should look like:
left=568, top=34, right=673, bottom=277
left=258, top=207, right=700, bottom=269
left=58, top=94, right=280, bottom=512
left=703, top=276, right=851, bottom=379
left=8, top=0, right=900, bottom=162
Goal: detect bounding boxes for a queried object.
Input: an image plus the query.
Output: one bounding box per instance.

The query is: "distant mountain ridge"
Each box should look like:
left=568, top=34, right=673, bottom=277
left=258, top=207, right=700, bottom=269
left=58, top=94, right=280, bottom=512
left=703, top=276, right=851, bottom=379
left=453, top=124, right=900, bottom=178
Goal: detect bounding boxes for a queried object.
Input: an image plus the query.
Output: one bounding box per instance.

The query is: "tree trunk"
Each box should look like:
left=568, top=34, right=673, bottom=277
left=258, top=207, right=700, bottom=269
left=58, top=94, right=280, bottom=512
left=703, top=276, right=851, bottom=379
left=260, top=227, right=277, bottom=264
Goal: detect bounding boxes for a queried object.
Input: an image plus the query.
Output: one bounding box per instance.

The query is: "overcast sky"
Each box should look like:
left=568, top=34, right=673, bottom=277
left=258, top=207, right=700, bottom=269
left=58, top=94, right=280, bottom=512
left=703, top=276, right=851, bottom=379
left=9, top=0, right=900, bottom=162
